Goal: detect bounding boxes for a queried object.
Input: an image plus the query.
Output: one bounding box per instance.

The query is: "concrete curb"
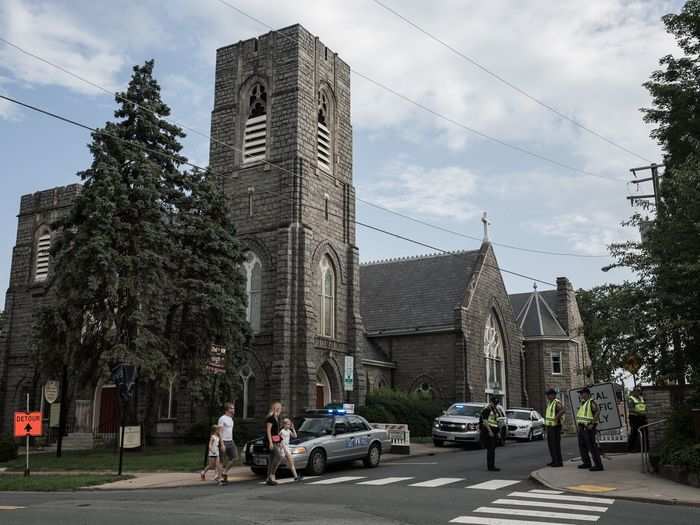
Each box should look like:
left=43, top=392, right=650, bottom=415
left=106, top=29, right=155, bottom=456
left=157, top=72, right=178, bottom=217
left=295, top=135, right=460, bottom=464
left=529, top=470, right=700, bottom=508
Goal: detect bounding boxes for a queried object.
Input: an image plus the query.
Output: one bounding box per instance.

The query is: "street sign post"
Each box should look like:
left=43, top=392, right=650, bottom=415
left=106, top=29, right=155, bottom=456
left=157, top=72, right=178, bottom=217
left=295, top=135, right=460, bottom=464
left=568, top=383, right=622, bottom=432
left=14, top=396, right=41, bottom=476
left=111, top=363, right=138, bottom=476
left=343, top=355, right=354, bottom=392
left=44, top=381, right=59, bottom=405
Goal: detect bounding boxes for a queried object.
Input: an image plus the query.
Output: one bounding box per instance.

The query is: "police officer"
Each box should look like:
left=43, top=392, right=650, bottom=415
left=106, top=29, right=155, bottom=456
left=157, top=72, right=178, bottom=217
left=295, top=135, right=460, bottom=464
left=576, top=386, right=604, bottom=471
left=628, top=386, right=648, bottom=452
left=544, top=388, right=565, bottom=467
left=480, top=396, right=501, bottom=472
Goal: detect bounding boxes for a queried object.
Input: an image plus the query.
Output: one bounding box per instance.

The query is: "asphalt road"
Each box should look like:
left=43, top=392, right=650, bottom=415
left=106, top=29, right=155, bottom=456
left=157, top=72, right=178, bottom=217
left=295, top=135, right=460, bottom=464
left=2, top=437, right=700, bottom=525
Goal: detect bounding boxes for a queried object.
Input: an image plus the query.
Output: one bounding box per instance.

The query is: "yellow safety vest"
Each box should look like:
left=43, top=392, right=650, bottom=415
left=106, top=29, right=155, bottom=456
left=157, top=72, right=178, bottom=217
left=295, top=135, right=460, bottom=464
left=576, top=399, right=594, bottom=425
left=545, top=399, right=561, bottom=427
left=486, top=409, right=499, bottom=428
left=630, top=395, right=647, bottom=415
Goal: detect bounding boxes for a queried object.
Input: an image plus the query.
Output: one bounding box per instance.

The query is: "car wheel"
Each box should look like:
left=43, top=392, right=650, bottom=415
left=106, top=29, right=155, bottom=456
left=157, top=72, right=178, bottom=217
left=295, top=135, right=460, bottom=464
left=527, top=429, right=534, bottom=442
left=251, top=467, right=267, bottom=476
left=539, top=429, right=545, bottom=441
left=306, top=449, right=327, bottom=476
left=433, top=439, right=445, bottom=447
left=363, top=443, right=381, bottom=468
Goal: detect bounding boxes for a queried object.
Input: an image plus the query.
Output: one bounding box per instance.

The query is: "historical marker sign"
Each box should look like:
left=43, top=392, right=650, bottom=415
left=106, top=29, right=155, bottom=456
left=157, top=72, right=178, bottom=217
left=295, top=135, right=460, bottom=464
left=343, top=355, right=354, bottom=391
left=568, top=383, right=622, bottom=432
left=14, top=412, right=42, bottom=437
left=44, top=381, right=59, bottom=404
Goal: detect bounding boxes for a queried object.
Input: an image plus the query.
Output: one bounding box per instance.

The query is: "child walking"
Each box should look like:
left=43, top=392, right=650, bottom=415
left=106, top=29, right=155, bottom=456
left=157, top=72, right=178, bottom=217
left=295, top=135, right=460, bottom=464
left=201, top=425, right=224, bottom=484
left=279, top=418, right=303, bottom=481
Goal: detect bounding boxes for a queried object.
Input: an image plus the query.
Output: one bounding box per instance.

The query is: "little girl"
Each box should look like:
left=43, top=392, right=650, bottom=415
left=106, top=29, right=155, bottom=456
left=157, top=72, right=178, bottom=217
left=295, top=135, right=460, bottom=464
left=279, top=418, right=303, bottom=481
left=200, top=424, right=224, bottom=484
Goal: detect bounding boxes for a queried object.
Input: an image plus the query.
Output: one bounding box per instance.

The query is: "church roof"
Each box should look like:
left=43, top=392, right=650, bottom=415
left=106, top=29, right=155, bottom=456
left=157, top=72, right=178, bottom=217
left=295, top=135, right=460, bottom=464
left=360, top=250, right=482, bottom=334
left=509, top=288, right=567, bottom=338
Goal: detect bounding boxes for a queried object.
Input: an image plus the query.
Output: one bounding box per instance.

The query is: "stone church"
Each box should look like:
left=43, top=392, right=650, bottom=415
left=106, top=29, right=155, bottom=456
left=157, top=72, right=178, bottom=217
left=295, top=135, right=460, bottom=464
left=0, top=25, right=590, bottom=440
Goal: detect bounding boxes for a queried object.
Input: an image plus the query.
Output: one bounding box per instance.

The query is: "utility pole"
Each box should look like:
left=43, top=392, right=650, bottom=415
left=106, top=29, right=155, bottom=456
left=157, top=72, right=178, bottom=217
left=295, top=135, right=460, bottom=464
left=627, top=163, right=663, bottom=209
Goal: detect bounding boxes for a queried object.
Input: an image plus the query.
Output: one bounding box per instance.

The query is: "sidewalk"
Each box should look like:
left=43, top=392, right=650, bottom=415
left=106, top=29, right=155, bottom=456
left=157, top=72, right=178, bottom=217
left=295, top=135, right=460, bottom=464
left=532, top=453, right=700, bottom=506
left=88, top=441, right=457, bottom=490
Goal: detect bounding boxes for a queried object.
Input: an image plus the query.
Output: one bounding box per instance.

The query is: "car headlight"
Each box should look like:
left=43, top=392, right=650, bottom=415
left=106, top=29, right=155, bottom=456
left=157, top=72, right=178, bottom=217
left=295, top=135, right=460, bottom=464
left=434, top=419, right=440, bottom=428
left=460, top=424, right=467, bottom=430
left=290, top=447, right=306, bottom=455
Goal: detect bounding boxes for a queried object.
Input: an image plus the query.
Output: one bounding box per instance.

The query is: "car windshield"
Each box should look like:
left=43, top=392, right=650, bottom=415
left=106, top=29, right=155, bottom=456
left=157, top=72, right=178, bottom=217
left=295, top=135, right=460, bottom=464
left=507, top=411, right=531, bottom=420
left=297, top=416, right=333, bottom=436
left=446, top=404, right=482, bottom=417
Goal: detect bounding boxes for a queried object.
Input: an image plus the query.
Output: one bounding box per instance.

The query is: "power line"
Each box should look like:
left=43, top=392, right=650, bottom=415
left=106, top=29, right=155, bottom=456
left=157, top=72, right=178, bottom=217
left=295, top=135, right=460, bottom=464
left=371, top=0, right=652, bottom=164
left=0, top=93, right=557, bottom=288
left=211, top=0, right=626, bottom=183
left=0, top=36, right=612, bottom=260
left=357, top=197, right=609, bottom=258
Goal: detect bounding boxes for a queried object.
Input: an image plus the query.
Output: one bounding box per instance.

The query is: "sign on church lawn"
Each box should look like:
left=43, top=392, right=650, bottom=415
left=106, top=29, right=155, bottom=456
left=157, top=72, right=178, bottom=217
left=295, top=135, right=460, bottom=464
left=567, top=382, right=622, bottom=432
left=44, top=380, right=59, bottom=404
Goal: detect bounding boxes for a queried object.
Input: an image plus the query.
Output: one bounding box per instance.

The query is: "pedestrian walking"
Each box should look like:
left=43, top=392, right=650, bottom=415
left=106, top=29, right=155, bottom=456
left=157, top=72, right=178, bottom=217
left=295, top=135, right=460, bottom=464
left=200, top=425, right=224, bottom=484
left=576, top=387, right=604, bottom=471
left=544, top=388, right=565, bottom=467
left=628, top=386, right=648, bottom=452
left=280, top=418, right=303, bottom=481
left=218, top=402, right=237, bottom=484
left=480, top=396, right=501, bottom=472
left=264, top=401, right=283, bottom=486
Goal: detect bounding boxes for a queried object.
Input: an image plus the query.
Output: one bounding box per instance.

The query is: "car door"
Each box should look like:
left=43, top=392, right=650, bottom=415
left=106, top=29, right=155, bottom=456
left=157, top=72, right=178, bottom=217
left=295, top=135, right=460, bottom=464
left=532, top=411, right=544, bottom=435
left=327, top=416, right=350, bottom=462
left=347, top=415, right=372, bottom=458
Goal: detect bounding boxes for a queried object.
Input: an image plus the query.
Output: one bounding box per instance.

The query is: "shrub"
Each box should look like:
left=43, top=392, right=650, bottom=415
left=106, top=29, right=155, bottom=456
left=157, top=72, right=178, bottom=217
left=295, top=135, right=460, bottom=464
left=0, top=435, right=18, bottom=463
left=357, top=388, right=444, bottom=437
left=657, top=406, right=700, bottom=472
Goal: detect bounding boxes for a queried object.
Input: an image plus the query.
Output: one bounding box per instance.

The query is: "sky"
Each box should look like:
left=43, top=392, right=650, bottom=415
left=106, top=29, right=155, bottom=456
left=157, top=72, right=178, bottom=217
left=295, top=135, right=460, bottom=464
left=0, top=0, right=685, bottom=299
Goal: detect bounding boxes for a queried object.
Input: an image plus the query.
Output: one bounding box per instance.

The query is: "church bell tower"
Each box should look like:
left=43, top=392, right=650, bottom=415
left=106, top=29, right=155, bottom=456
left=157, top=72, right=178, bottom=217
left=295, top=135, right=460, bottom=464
left=209, top=25, right=365, bottom=415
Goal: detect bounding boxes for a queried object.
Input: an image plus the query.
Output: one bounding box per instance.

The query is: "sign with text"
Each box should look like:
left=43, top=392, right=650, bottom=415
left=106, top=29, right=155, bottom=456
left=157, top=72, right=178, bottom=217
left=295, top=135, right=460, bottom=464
left=44, top=381, right=59, bottom=404
left=207, top=345, right=227, bottom=375
left=118, top=426, right=142, bottom=449
left=343, top=355, right=354, bottom=391
left=49, top=403, right=61, bottom=428
left=568, top=383, right=622, bottom=431
left=14, top=411, right=42, bottom=437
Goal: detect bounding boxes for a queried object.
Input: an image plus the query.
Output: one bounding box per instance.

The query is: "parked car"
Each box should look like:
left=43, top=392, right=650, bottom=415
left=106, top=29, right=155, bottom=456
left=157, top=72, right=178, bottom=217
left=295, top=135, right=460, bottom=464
left=506, top=407, right=545, bottom=441
left=432, top=402, right=507, bottom=447
left=244, top=409, right=391, bottom=476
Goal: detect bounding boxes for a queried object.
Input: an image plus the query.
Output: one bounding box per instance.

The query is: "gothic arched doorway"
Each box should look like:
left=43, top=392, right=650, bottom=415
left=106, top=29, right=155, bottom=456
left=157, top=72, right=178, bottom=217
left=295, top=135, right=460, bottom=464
left=316, top=367, right=331, bottom=409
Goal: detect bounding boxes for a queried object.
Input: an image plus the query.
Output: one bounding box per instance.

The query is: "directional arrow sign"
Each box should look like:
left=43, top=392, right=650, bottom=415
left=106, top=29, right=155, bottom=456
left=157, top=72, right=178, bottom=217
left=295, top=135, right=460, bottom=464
left=14, top=412, right=42, bottom=437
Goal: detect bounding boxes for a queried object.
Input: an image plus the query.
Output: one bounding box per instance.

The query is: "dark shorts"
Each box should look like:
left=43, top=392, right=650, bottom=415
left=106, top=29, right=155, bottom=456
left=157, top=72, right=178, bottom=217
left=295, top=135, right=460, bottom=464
left=223, top=441, right=237, bottom=461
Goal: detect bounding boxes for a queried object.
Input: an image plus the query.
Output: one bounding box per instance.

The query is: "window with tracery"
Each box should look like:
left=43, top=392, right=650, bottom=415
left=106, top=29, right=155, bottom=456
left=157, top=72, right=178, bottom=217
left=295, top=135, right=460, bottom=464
left=484, top=313, right=505, bottom=399
left=242, top=252, right=262, bottom=333
left=319, top=256, right=335, bottom=337
left=243, top=84, right=267, bottom=164
left=317, top=91, right=331, bottom=172
left=415, top=382, right=434, bottom=398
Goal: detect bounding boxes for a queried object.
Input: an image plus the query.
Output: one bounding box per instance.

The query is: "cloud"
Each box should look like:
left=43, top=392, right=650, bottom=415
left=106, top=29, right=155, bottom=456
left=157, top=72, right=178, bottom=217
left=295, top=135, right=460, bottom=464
left=362, top=162, right=480, bottom=221
left=0, top=0, right=126, bottom=94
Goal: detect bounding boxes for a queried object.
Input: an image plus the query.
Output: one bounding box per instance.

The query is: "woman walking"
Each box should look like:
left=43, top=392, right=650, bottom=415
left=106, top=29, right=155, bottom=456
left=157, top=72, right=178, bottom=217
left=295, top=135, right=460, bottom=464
left=265, top=401, right=283, bottom=486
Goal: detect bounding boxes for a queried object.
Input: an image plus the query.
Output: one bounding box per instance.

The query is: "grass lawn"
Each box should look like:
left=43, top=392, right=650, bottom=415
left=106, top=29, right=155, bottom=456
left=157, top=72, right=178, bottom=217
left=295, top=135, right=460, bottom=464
left=0, top=474, right=131, bottom=491
left=2, top=445, right=231, bottom=473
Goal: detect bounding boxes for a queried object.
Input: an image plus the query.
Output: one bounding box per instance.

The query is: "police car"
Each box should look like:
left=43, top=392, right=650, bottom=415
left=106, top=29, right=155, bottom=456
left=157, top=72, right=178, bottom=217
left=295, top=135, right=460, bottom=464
left=244, top=409, right=392, bottom=476
left=432, top=402, right=508, bottom=447
left=505, top=407, right=545, bottom=441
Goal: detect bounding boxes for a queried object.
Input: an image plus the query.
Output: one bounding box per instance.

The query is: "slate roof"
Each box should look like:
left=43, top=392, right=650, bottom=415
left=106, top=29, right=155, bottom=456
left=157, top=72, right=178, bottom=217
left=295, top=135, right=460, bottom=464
left=360, top=250, right=482, bottom=334
left=509, top=288, right=567, bottom=338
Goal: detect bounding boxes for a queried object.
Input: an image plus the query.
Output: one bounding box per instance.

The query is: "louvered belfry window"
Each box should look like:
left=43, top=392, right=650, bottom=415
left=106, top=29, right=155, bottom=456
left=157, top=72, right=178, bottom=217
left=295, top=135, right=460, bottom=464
left=317, top=92, right=331, bottom=172
left=243, top=84, right=267, bottom=164
left=35, top=232, right=51, bottom=282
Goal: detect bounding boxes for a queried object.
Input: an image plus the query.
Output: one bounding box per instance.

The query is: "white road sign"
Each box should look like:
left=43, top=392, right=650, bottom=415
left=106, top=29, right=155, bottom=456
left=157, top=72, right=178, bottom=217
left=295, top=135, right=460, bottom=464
left=44, top=381, right=59, bottom=404
left=568, top=382, right=622, bottom=431
left=344, top=355, right=354, bottom=391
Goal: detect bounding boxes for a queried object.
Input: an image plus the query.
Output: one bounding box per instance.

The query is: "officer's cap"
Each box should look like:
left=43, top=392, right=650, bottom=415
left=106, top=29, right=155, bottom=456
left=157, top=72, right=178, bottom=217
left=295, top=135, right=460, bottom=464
left=580, top=386, right=591, bottom=394
left=545, top=388, right=557, bottom=395
left=490, top=395, right=502, bottom=403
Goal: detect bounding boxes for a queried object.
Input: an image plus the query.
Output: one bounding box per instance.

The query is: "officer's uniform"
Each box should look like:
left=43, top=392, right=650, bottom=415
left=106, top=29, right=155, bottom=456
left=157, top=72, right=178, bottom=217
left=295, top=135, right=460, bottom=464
left=576, top=392, right=603, bottom=471
left=480, top=401, right=500, bottom=472
left=628, top=391, right=648, bottom=452
left=544, top=392, right=565, bottom=467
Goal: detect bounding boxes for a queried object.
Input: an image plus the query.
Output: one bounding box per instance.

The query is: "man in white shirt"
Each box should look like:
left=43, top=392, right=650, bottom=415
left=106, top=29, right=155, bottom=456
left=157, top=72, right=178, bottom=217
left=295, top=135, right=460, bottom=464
left=218, top=402, right=236, bottom=483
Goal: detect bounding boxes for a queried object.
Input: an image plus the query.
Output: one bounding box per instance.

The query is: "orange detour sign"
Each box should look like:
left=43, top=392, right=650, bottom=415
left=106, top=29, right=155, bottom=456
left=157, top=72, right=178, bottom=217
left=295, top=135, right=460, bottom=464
left=14, top=411, right=42, bottom=437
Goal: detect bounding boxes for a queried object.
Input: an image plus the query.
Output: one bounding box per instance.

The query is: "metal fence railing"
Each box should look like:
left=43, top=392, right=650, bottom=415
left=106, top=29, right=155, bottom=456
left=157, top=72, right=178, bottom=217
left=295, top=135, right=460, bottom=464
left=640, top=419, right=667, bottom=473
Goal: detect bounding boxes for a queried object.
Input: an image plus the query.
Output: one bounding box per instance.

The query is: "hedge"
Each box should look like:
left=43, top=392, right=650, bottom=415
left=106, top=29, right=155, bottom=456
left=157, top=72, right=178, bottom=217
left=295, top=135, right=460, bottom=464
left=357, top=388, right=444, bottom=437
left=655, top=406, right=700, bottom=473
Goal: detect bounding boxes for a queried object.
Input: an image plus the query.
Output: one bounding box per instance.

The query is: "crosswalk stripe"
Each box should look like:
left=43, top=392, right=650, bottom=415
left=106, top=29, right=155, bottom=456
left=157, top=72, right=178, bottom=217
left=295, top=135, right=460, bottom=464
left=357, top=477, right=414, bottom=486
left=529, top=489, right=563, bottom=495
left=450, top=516, right=575, bottom=525
left=492, top=499, right=609, bottom=513
left=466, top=480, right=521, bottom=490
left=410, top=477, right=465, bottom=488
left=0, top=507, right=25, bottom=511
left=475, top=506, right=601, bottom=522
left=308, top=476, right=367, bottom=485
left=258, top=476, right=320, bottom=485
left=508, top=491, right=615, bottom=505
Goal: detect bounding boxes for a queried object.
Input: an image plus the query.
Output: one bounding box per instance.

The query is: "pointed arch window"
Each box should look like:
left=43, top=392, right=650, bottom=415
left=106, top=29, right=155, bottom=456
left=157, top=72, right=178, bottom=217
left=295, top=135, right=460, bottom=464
left=319, top=256, right=335, bottom=338
left=317, top=91, right=332, bottom=173
left=34, top=230, right=52, bottom=282
left=243, top=84, right=267, bottom=164
left=242, top=252, right=262, bottom=333
left=484, top=313, right=506, bottom=404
